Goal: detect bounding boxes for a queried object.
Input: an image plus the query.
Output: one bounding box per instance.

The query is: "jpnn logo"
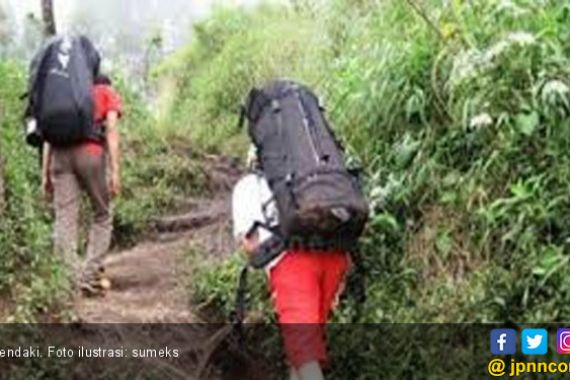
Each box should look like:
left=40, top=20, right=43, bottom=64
left=522, top=329, right=548, bottom=355
left=490, top=329, right=516, bottom=355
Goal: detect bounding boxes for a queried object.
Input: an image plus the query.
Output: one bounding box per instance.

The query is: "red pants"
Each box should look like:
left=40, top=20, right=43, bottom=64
left=269, top=249, right=349, bottom=369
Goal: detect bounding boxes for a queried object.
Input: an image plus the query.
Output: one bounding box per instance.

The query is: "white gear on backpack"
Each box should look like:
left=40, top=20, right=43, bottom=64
left=233, top=173, right=278, bottom=245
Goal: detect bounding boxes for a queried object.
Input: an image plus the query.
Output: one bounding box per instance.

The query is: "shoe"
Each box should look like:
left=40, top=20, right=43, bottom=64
left=80, top=281, right=101, bottom=297
left=80, top=267, right=111, bottom=298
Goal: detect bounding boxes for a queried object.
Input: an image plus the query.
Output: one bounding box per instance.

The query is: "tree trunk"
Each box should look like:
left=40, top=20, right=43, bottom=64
left=41, top=0, right=56, bottom=37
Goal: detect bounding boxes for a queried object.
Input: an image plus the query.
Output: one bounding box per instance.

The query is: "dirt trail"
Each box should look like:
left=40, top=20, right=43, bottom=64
left=71, top=155, right=272, bottom=380
left=76, top=155, right=241, bottom=323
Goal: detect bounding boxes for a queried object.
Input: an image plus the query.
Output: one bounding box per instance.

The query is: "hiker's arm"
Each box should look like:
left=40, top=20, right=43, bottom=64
left=106, top=111, right=121, bottom=197
left=41, top=142, right=53, bottom=197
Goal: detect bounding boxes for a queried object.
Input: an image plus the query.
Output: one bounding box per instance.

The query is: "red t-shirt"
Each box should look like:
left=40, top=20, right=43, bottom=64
left=81, top=84, right=123, bottom=155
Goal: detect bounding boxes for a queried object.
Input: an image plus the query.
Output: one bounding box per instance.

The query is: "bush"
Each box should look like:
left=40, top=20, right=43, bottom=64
left=176, top=1, right=570, bottom=376
left=0, top=60, right=64, bottom=322
left=327, top=0, right=570, bottom=323
left=177, top=0, right=570, bottom=333
left=112, top=77, right=210, bottom=246
left=154, top=5, right=326, bottom=154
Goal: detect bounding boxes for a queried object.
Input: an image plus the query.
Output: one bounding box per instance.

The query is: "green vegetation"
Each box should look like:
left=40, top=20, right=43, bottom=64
left=0, top=61, right=64, bottom=322
left=172, top=1, right=570, bottom=376
left=179, top=0, right=570, bottom=325
left=112, top=77, right=209, bottom=246
left=1, top=0, right=570, bottom=376
left=153, top=5, right=326, bottom=154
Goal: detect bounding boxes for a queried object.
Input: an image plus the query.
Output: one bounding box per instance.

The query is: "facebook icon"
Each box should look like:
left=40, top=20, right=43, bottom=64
left=491, top=329, right=517, bottom=355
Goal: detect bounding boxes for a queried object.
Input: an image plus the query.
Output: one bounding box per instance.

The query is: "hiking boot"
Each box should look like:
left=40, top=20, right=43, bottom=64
left=80, top=276, right=111, bottom=297
left=80, top=267, right=110, bottom=298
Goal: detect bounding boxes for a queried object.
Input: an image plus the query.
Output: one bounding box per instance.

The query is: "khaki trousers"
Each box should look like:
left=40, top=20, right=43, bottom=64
left=51, top=146, right=112, bottom=283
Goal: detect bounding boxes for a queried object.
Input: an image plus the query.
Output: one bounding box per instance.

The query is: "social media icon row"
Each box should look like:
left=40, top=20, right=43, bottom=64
left=491, top=328, right=570, bottom=355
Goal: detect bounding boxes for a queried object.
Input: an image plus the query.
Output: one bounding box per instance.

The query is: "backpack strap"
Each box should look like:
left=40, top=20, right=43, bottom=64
left=78, top=35, right=101, bottom=77
left=323, top=117, right=346, bottom=154
left=247, top=227, right=287, bottom=269
left=242, top=88, right=270, bottom=127
left=274, top=168, right=350, bottom=190
left=237, top=104, right=246, bottom=130
left=231, top=265, right=249, bottom=347
left=231, top=235, right=287, bottom=347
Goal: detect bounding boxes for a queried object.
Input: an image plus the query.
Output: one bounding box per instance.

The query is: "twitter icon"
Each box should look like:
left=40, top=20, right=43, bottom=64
left=522, top=329, right=548, bottom=355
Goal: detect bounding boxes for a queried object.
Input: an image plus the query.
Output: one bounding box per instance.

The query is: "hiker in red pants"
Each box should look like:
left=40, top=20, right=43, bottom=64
left=233, top=80, right=368, bottom=379
left=232, top=149, right=350, bottom=380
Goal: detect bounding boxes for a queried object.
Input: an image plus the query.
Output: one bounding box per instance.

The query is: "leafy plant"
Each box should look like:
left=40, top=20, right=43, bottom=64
left=180, top=0, right=570, bottom=335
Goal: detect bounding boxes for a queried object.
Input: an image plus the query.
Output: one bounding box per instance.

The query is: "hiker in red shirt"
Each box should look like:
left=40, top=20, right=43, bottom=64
left=42, top=73, right=123, bottom=296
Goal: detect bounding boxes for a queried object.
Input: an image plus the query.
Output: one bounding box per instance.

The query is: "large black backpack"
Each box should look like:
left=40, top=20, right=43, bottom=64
left=26, top=35, right=100, bottom=147
left=241, top=80, right=369, bottom=250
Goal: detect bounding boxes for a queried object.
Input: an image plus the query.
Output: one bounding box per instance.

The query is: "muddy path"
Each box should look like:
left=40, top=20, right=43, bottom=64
left=68, top=155, right=253, bottom=380
left=76, top=155, right=241, bottom=323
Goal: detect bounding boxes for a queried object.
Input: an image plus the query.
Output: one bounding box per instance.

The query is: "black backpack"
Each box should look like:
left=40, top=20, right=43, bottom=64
left=232, top=80, right=369, bottom=333
left=26, top=35, right=101, bottom=147
left=241, top=80, right=369, bottom=251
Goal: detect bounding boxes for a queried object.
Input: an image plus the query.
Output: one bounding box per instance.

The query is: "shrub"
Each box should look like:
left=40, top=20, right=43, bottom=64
left=112, top=77, right=210, bottom=246
left=0, top=60, right=63, bottom=322
left=179, top=0, right=570, bottom=329
left=154, top=5, right=326, bottom=154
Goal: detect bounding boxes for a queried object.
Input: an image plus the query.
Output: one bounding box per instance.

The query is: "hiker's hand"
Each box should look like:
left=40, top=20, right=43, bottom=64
left=240, top=235, right=259, bottom=257
left=41, top=173, right=53, bottom=201
left=109, top=171, right=121, bottom=198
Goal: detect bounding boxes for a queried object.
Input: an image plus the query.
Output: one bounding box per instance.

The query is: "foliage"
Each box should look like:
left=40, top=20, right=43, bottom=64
left=192, top=251, right=272, bottom=321
left=326, top=0, right=570, bottom=324
left=153, top=5, right=327, bottom=154
left=0, top=60, right=65, bottom=322
left=176, top=0, right=570, bottom=344
left=2, top=0, right=570, bottom=376
left=175, top=1, right=570, bottom=376
left=111, top=76, right=210, bottom=246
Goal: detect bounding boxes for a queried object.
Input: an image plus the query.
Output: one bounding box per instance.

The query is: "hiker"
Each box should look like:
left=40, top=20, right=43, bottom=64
left=233, top=80, right=369, bottom=380
left=29, top=35, right=122, bottom=295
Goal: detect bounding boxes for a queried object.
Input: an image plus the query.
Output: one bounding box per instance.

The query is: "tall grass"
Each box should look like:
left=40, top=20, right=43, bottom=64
left=111, top=77, right=210, bottom=246
left=176, top=1, right=570, bottom=376
left=0, top=61, right=65, bottom=322
left=328, top=0, right=570, bottom=323
left=177, top=0, right=570, bottom=327
left=153, top=5, right=327, bottom=154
